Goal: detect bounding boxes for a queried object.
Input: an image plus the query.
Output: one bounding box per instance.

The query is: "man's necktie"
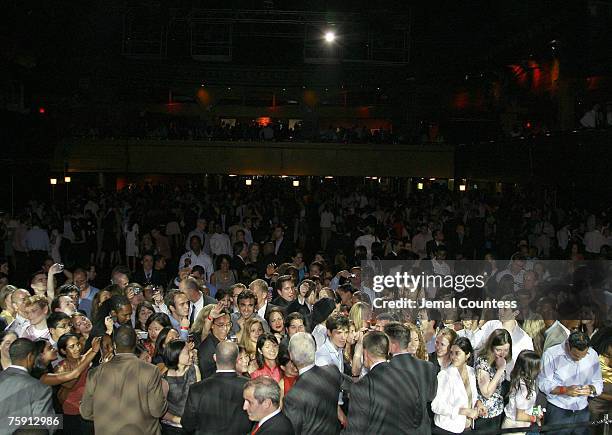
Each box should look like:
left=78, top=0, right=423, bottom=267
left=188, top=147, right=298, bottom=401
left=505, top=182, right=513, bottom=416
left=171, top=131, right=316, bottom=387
left=251, top=423, right=260, bottom=435
left=189, top=305, right=195, bottom=326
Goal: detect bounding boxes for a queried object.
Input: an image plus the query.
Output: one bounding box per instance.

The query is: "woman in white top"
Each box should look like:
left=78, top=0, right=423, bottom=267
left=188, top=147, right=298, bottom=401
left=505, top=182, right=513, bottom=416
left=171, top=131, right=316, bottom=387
left=502, top=350, right=542, bottom=434
left=431, top=337, right=487, bottom=434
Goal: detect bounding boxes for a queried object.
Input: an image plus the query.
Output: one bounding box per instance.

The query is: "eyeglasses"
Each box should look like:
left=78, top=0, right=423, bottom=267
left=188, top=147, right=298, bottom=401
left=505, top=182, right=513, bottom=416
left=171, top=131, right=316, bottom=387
left=213, top=322, right=232, bottom=329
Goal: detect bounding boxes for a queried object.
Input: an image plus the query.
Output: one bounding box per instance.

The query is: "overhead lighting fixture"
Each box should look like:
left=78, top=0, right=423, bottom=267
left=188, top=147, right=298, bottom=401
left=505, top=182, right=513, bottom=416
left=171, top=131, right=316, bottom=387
left=229, top=174, right=237, bottom=177
left=281, top=175, right=288, bottom=178
left=245, top=179, right=252, bottom=186
left=64, top=176, right=71, bottom=183
left=459, top=184, right=467, bottom=191
left=324, top=31, right=336, bottom=43
left=50, top=178, right=57, bottom=185
left=293, top=180, right=300, bottom=187
left=325, top=176, right=334, bottom=179
left=417, top=182, right=423, bottom=190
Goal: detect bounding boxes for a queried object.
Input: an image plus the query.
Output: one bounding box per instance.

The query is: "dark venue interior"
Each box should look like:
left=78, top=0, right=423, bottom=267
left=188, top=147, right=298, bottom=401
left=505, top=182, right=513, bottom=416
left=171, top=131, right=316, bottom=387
left=0, top=1, right=611, bottom=434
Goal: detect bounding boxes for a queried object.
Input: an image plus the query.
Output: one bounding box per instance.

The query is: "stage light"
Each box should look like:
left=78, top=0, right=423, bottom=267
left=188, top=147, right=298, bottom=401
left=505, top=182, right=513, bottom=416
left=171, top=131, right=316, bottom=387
left=229, top=174, right=237, bottom=177
left=459, top=184, right=467, bottom=191
left=325, top=176, right=334, bottom=179
left=281, top=175, right=288, bottom=178
left=324, top=31, right=336, bottom=43
left=64, top=176, right=71, bottom=183
left=417, top=183, right=423, bottom=190
left=245, top=179, right=252, bottom=186
left=293, top=180, right=300, bottom=187
left=38, top=107, right=46, bottom=114
left=50, top=178, right=57, bottom=185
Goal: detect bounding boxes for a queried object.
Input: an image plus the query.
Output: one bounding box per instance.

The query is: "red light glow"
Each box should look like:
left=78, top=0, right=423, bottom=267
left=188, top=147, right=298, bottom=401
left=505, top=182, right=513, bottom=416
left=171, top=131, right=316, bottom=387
left=257, top=117, right=271, bottom=126
left=38, top=107, right=46, bottom=114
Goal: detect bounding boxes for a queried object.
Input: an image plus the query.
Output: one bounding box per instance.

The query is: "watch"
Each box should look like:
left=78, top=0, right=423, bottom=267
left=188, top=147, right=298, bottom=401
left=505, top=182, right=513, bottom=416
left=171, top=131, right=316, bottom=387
left=589, top=385, right=596, bottom=396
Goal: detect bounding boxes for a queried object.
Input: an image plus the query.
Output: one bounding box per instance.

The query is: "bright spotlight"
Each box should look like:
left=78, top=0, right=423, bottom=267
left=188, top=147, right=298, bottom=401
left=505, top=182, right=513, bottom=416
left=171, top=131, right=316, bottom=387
left=293, top=180, right=300, bottom=187
left=324, top=31, right=336, bottom=43
left=245, top=179, right=252, bottom=186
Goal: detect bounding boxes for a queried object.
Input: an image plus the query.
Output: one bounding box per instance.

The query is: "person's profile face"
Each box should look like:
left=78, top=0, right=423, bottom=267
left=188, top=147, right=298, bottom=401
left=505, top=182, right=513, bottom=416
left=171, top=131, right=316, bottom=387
left=0, top=332, right=17, bottom=354
left=450, top=345, right=468, bottom=367
left=435, top=336, right=450, bottom=357
left=280, top=281, right=295, bottom=302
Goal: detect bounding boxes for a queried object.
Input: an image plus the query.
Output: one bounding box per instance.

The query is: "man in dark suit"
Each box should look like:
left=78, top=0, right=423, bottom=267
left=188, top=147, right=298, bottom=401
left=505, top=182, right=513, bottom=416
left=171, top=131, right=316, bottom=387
left=271, top=224, right=294, bottom=264
left=0, top=338, right=54, bottom=432
left=344, top=331, right=403, bottom=435
left=447, top=223, right=475, bottom=259
left=243, top=377, right=295, bottom=435
left=271, top=275, right=295, bottom=310
left=232, top=241, right=250, bottom=284
left=283, top=332, right=348, bottom=435
left=198, top=309, right=232, bottom=378
left=384, top=322, right=438, bottom=435
left=132, top=253, right=164, bottom=286
left=425, top=230, right=445, bottom=259
left=183, top=341, right=252, bottom=435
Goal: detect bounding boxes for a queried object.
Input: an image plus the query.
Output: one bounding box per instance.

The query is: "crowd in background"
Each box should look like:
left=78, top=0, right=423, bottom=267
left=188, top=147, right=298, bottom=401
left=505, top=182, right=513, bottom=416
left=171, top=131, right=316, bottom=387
left=0, top=181, right=610, bottom=434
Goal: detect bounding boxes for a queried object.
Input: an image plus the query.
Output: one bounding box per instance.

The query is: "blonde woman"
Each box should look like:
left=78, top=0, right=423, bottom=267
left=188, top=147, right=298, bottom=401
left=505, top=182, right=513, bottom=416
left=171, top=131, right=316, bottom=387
left=348, top=302, right=372, bottom=331
left=522, top=314, right=546, bottom=356
left=237, top=317, right=264, bottom=374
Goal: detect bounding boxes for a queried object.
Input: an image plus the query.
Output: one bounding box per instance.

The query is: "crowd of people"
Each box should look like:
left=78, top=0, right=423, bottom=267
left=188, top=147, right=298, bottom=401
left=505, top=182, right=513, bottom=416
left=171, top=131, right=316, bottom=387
left=0, top=181, right=610, bottom=434
left=68, top=113, right=404, bottom=145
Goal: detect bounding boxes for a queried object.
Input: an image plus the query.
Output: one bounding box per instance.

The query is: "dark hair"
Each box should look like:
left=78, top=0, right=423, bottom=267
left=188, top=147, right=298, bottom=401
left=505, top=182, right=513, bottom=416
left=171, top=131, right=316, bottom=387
left=163, top=339, right=187, bottom=370
left=47, top=312, right=71, bottom=330
left=145, top=312, right=172, bottom=332
left=110, top=294, right=131, bottom=313
left=325, top=314, right=350, bottom=332
left=363, top=331, right=389, bottom=359
left=237, top=290, right=257, bottom=305
left=164, top=290, right=185, bottom=309
left=255, top=333, right=279, bottom=369
left=297, top=279, right=316, bottom=299
left=58, top=284, right=79, bottom=296
left=135, top=301, right=155, bottom=330
left=57, top=333, right=80, bottom=357
left=215, top=254, right=233, bottom=270
left=275, top=275, right=294, bottom=292
left=285, top=311, right=305, bottom=329
left=154, top=327, right=174, bottom=358
left=509, top=350, right=540, bottom=401
left=265, top=306, right=285, bottom=333
left=383, top=321, right=411, bottom=350
left=9, top=338, right=37, bottom=363
left=114, top=326, right=137, bottom=351
left=215, top=288, right=231, bottom=301
left=567, top=331, right=590, bottom=351
left=453, top=337, right=474, bottom=366
left=191, top=265, right=205, bottom=276
left=111, top=265, right=131, bottom=282
left=426, top=308, right=442, bottom=330
left=31, top=340, right=53, bottom=378
left=233, top=241, right=247, bottom=257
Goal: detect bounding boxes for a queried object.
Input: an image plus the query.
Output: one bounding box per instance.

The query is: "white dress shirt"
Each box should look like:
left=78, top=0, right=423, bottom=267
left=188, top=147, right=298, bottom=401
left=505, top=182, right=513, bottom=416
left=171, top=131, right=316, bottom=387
left=178, top=250, right=214, bottom=281
left=431, top=366, right=478, bottom=433
left=257, top=408, right=282, bottom=430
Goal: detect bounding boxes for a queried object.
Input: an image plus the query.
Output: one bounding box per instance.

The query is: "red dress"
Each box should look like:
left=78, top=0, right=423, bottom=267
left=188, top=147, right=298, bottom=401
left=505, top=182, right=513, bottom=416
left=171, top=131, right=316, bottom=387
left=251, top=363, right=282, bottom=382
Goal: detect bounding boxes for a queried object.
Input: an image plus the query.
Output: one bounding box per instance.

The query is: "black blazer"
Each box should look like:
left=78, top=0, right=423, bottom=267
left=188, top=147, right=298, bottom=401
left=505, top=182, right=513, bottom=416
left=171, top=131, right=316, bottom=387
left=388, top=353, right=439, bottom=435
left=274, top=239, right=294, bottom=264
left=257, top=411, right=295, bottom=435
left=345, top=362, right=405, bottom=435
left=198, top=334, right=220, bottom=379
left=132, top=269, right=165, bottom=286
left=283, top=364, right=346, bottom=435
left=181, top=371, right=252, bottom=435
